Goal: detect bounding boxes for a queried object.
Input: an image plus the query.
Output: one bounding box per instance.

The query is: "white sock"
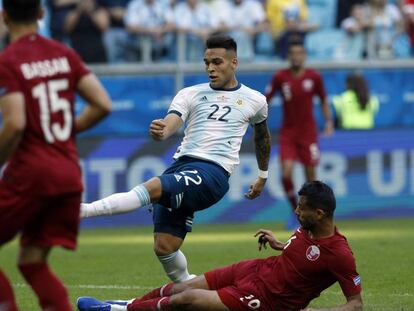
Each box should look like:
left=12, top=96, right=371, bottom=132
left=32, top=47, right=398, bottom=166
left=80, top=185, right=151, bottom=218
left=157, top=250, right=194, bottom=283
left=110, top=304, right=127, bottom=311
left=106, top=299, right=135, bottom=311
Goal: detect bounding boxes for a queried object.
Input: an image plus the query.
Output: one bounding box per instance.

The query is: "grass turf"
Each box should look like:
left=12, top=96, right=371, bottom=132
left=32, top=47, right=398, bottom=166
left=1, top=218, right=413, bottom=310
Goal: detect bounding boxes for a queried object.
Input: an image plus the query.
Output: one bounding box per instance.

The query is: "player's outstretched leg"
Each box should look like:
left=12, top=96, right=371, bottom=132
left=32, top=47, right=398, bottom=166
left=157, top=249, right=196, bottom=283
left=77, top=297, right=111, bottom=311
left=281, top=177, right=299, bottom=230
left=81, top=184, right=151, bottom=218
left=77, top=297, right=130, bottom=311
left=0, top=269, right=18, bottom=311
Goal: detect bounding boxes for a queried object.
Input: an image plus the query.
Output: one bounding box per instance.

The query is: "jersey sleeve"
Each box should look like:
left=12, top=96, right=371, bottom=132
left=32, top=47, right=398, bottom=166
left=0, top=62, right=21, bottom=96
left=265, top=72, right=281, bottom=103
left=167, top=89, right=191, bottom=122
left=329, top=249, right=362, bottom=297
left=314, top=72, right=327, bottom=102
left=66, top=48, right=91, bottom=84
left=250, top=98, right=268, bottom=125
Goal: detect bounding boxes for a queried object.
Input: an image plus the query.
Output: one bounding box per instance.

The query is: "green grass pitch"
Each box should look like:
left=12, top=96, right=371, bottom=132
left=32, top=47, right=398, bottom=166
left=1, top=219, right=413, bottom=310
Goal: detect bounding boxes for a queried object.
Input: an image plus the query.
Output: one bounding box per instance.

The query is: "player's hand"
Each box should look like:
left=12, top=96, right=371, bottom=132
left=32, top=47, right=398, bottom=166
left=322, top=120, right=334, bottom=137
left=150, top=119, right=167, bottom=141
left=244, top=177, right=266, bottom=200
left=254, top=229, right=286, bottom=251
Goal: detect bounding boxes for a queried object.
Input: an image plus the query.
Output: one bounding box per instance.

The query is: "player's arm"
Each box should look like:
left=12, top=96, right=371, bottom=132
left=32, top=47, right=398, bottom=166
left=301, top=293, right=363, bottom=311
left=0, top=93, right=26, bottom=166
left=321, top=97, right=334, bottom=136
left=265, top=73, right=279, bottom=104
left=315, top=72, right=334, bottom=136
left=245, top=119, right=271, bottom=199
left=75, top=73, right=112, bottom=133
left=311, top=250, right=363, bottom=311
left=150, top=113, right=183, bottom=141
left=254, top=229, right=287, bottom=251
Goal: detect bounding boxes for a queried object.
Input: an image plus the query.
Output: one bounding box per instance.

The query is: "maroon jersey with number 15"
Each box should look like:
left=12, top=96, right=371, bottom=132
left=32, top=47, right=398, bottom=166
left=0, top=33, right=90, bottom=195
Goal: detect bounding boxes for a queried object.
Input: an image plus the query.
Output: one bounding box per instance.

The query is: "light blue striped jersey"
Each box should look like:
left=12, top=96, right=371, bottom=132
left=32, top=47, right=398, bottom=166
left=168, top=82, right=268, bottom=174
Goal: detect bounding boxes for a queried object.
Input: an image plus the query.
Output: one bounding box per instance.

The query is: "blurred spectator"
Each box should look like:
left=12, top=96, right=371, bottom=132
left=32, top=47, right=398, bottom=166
left=334, top=4, right=368, bottom=60
left=100, top=0, right=130, bottom=63
left=333, top=73, right=379, bottom=129
left=0, top=2, right=7, bottom=49
left=64, top=0, right=109, bottom=63
left=402, top=0, right=414, bottom=55
left=204, top=0, right=231, bottom=30
left=364, top=0, right=404, bottom=59
left=124, top=0, right=176, bottom=62
left=174, top=0, right=219, bottom=61
left=47, top=0, right=79, bottom=42
left=266, top=0, right=318, bottom=58
left=336, top=0, right=366, bottom=28
left=220, top=0, right=269, bottom=60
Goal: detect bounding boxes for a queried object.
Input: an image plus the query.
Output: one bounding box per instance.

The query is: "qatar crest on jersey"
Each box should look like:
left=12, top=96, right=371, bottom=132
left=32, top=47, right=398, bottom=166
left=306, top=245, right=320, bottom=261
left=302, top=79, right=314, bottom=91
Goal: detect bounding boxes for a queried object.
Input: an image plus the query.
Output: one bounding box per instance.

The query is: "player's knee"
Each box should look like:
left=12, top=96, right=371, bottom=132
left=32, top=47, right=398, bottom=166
left=153, top=233, right=183, bottom=257
left=143, top=177, right=162, bottom=201
left=153, top=239, right=179, bottom=256
left=18, top=245, right=49, bottom=264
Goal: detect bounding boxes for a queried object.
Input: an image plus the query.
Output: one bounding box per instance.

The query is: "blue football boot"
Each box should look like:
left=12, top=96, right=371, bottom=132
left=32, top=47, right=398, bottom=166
left=77, top=297, right=111, bottom=311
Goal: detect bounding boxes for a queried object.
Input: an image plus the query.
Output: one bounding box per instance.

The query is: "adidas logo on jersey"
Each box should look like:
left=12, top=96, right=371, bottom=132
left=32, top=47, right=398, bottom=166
left=200, top=96, right=208, bottom=101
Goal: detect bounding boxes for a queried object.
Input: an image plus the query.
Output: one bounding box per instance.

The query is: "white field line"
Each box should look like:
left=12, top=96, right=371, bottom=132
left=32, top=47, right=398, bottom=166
left=13, top=283, right=153, bottom=290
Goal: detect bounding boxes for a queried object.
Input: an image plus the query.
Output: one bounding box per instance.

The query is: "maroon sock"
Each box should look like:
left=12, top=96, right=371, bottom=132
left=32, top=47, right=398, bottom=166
left=18, top=263, right=72, bottom=311
left=132, top=283, right=174, bottom=304
left=282, top=177, right=297, bottom=211
left=0, top=270, right=18, bottom=311
left=128, top=297, right=171, bottom=311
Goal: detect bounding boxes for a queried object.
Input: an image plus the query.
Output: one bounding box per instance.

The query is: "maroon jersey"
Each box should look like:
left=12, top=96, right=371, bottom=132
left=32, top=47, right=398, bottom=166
left=258, top=227, right=361, bottom=310
left=266, top=69, right=326, bottom=142
left=0, top=34, right=90, bottom=195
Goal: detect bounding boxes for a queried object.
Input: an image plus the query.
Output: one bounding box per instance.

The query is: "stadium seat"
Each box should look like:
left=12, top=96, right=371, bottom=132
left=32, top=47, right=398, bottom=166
left=307, top=0, right=338, bottom=29
left=305, top=28, right=343, bottom=60
left=39, top=0, right=51, bottom=38
left=393, top=33, right=411, bottom=59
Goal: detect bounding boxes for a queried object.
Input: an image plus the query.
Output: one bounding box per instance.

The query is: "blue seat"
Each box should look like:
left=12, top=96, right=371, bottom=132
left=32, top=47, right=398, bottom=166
left=305, top=28, right=344, bottom=60
left=307, top=0, right=338, bottom=29
left=393, top=33, right=411, bottom=58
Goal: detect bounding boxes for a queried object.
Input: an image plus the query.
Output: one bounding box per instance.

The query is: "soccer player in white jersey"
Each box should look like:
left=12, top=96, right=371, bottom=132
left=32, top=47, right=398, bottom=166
left=81, top=34, right=271, bottom=283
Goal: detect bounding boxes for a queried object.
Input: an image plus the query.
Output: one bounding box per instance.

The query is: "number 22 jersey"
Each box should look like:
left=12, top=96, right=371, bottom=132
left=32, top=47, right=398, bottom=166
left=0, top=34, right=90, bottom=195
left=168, top=83, right=268, bottom=174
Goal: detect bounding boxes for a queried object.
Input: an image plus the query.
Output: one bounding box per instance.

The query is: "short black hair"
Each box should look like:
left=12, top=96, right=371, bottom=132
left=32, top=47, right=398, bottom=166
left=205, top=34, right=237, bottom=53
left=3, top=0, right=41, bottom=23
left=288, top=39, right=305, bottom=51
left=298, top=181, right=336, bottom=217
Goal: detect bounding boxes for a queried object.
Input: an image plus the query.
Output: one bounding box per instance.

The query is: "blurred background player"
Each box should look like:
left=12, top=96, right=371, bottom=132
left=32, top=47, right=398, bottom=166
left=0, top=0, right=112, bottom=310
left=80, top=34, right=271, bottom=284
left=265, top=41, right=334, bottom=230
left=77, top=181, right=362, bottom=311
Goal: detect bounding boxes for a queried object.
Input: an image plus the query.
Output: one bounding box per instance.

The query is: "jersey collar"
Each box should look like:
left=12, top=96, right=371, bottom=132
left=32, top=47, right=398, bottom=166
left=210, top=82, right=241, bottom=92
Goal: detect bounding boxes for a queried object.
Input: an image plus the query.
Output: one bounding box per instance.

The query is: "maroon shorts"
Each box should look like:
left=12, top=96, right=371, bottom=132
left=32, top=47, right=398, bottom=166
left=279, top=135, right=320, bottom=166
left=205, top=259, right=272, bottom=311
left=0, top=181, right=81, bottom=250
